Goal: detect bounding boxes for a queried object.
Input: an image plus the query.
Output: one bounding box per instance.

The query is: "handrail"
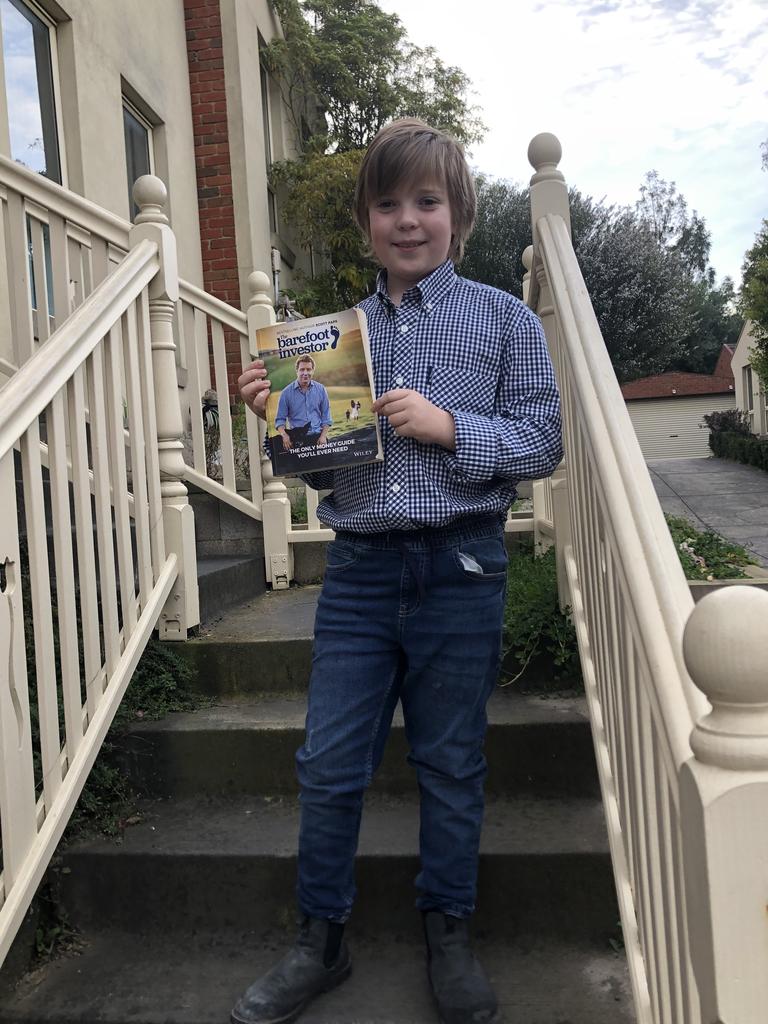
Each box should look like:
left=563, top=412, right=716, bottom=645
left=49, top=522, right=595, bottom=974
left=0, top=153, right=130, bottom=249
left=0, top=239, right=159, bottom=462
left=537, top=213, right=707, bottom=762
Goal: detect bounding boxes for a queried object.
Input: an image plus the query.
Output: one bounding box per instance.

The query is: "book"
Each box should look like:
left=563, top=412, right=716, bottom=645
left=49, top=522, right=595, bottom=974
left=254, top=306, right=383, bottom=478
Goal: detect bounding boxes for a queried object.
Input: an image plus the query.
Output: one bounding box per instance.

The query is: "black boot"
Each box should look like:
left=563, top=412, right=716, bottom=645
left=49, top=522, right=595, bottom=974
left=230, top=917, right=351, bottom=1024
left=423, top=911, right=499, bottom=1024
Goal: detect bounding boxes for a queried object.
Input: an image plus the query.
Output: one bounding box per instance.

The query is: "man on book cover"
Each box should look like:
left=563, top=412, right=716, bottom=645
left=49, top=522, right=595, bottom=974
left=275, top=356, right=332, bottom=451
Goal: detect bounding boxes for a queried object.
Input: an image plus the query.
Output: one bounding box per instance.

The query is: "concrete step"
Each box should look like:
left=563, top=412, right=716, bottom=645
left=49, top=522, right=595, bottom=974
left=196, top=555, right=266, bottom=625
left=116, top=691, right=599, bottom=800
left=178, top=585, right=319, bottom=693
left=55, top=793, right=618, bottom=942
left=0, top=929, right=633, bottom=1024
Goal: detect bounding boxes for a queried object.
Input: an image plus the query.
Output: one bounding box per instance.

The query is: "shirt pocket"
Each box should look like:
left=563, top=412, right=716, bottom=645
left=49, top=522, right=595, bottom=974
left=428, top=365, right=496, bottom=418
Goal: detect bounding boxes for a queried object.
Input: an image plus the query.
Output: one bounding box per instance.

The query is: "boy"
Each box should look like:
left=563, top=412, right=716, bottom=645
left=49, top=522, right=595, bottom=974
left=232, top=119, right=562, bottom=1024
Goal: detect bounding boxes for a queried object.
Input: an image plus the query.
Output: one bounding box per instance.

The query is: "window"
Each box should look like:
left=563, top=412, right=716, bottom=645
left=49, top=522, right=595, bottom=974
left=123, top=98, right=154, bottom=220
left=260, top=61, right=277, bottom=233
left=0, top=0, right=61, bottom=182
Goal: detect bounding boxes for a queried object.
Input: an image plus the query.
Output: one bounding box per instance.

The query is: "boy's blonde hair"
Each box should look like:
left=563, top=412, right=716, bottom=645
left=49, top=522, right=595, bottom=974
left=353, top=118, right=476, bottom=263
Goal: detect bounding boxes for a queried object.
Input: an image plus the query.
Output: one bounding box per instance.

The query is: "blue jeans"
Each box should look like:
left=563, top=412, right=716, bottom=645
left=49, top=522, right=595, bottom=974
left=295, top=515, right=508, bottom=922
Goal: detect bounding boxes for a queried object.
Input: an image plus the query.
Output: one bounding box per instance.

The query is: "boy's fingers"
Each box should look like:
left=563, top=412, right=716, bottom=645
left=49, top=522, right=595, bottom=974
left=372, top=388, right=411, bottom=411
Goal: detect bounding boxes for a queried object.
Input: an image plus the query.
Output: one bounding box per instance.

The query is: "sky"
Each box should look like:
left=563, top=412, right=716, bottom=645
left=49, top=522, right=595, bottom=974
left=380, top=0, right=767, bottom=286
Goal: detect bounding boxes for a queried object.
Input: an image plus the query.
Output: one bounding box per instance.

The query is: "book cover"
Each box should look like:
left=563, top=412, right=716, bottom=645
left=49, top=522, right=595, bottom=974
left=255, top=307, right=383, bottom=478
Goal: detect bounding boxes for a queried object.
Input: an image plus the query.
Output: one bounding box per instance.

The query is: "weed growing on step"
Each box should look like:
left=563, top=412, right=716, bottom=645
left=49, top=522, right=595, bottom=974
left=665, top=514, right=757, bottom=580
left=500, top=546, right=582, bottom=691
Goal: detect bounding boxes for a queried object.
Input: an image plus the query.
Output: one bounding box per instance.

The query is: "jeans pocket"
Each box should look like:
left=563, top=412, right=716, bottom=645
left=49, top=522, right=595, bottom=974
left=453, top=535, right=508, bottom=581
left=324, top=539, right=359, bottom=572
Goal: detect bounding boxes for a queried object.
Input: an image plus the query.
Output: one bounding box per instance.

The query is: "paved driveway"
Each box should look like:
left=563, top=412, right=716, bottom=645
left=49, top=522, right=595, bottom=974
left=647, top=457, right=768, bottom=566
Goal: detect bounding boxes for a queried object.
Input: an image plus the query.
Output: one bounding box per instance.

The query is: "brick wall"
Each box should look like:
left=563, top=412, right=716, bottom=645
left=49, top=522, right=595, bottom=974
left=184, top=0, right=241, bottom=398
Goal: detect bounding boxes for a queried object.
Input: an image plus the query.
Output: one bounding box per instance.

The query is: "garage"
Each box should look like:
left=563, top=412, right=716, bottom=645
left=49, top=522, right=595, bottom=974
left=621, top=349, right=736, bottom=460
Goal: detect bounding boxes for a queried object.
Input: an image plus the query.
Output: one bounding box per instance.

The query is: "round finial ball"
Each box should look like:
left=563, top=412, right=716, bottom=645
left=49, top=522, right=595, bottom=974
left=132, top=174, right=167, bottom=212
left=248, top=270, right=272, bottom=298
left=683, top=586, right=768, bottom=705
left=522, top=245, right=533, bottom=272
left=528, top=133, right=562, bottom=172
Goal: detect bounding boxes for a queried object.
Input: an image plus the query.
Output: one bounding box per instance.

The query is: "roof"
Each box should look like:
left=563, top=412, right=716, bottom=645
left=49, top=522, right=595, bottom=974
left=621, top=371, right=735, bottom=400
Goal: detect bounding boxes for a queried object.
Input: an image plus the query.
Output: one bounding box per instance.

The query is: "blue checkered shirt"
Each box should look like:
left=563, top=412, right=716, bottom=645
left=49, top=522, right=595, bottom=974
left=301, top=260, right=562, bottom=533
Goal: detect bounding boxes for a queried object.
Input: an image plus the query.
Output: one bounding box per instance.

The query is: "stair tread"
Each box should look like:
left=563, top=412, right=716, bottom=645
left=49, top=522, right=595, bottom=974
left=196, top=554, right=262, bottom=577
left=2, top=931, right=633, bottom=1024
left=128, top=689, right=589, bottom=733
left=193, top=584, right=321, bottom=641
left=65, top=792, right=610, bottom=859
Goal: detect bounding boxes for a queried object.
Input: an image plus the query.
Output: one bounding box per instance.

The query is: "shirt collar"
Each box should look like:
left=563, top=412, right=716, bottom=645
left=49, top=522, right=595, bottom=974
left=375, top=260, right=457, bottom=314
left=291, top=378, right=315, bottom=390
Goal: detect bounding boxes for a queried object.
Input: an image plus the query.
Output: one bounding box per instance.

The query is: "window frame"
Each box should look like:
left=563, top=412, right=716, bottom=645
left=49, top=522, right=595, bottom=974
left=122, top=93, right=156, bottom=217
left=0, top=0, right=67, bottom=185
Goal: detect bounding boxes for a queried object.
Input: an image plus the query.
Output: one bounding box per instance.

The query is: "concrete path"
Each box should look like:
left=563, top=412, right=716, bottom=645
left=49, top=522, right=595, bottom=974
left=647, top=456, right=768, bottom=566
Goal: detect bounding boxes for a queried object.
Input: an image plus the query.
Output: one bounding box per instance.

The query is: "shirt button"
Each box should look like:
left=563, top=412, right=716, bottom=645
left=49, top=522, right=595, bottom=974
left=391, top=483, right=401, bottom=493
left=394, top=376, right=404, bottom=386
left=400, top=324, right=409, bottom=334
left=426, top=302, right=433, bottom=311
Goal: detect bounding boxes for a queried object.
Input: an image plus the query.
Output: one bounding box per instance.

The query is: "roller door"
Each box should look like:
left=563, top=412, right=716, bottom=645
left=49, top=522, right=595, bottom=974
left=626, top=394, right=736, bottom=459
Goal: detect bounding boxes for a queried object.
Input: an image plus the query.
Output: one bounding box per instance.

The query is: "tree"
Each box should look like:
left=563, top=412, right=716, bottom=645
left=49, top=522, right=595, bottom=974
left=740, top=221, right=768, bottom=387
left=636, top=170, right=711, bottom=276
left=264, top=0, right=484, bottom=152
left=458, top=176, right=530, bottom=297
left=265, top=0, right=485, bottom=313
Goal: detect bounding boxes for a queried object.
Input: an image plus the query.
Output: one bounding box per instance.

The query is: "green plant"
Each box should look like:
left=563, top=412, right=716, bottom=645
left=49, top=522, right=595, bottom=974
left=708, top=428, right=768, bottom=472
left=665, top=514, right=757, bottom=580
left=500, top=546, right=581, bottom=690
left=290, top=488, right=308, bottom=524
left=703, top=408, right=751, bottom=436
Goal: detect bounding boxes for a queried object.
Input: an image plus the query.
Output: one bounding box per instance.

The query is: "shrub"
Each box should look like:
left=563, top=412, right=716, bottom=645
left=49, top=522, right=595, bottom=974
left=708, top=429, right=768, bottom=471
left=702, top=408, right=751, bottom=436
left=500, top=546, right=581, bottom=690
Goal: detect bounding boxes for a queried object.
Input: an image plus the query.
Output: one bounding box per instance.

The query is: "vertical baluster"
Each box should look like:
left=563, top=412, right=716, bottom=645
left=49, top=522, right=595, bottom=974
left=137, top=290, right=165, bottom=580
left=47, top=211, right=71, bottom=332
left=20, top=421, right=61, bottom=809
left=211, top=319, right=236, bottom=492
left=67, top=235, right=84, bottom=311
left=657, top=778, right=685, bottom=1023
left=123, top=305, right=153, bottom=609
left=635, top=687, right=662, bottom=1024
left=67, top=365, right=101, bottom=721
left=47, top=390, right=83, bottom=758
left=87, top=343, right=120, bottom=677
left=239, top=330, right=264, bottom=510
left=306, top=485, right=321, bottom=530
left=89, top=236, right=110, bottom=291
left=28, top=218, right=51, bottom=346
left=105, top=322, right=137, bottom=636
left=182, top=302, right=207, bottom=474
left=3, top=190, right=34, bottom=365
left=0, top=451, right=37, bottom=883
left=615, top=607, right=636, bottom=888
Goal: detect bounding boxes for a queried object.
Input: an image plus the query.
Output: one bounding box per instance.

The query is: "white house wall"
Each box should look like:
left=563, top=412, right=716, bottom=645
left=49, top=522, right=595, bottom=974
left=627, top=394, right=736, bottom=459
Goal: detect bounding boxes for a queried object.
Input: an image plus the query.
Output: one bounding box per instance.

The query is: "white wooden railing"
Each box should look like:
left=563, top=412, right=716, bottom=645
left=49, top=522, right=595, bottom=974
left=528, top=133, right=768, bottom=1024
left=0, top=204, right=190, bottom=964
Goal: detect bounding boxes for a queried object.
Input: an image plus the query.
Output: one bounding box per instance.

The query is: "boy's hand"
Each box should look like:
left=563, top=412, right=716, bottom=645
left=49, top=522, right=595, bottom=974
left=238, top=359, right=270, bottom=420
left=373, top=389, right=456, bottom=450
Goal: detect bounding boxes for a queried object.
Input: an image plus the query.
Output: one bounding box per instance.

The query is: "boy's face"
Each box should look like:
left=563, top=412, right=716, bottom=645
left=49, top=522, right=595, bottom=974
left=367, top=179, right=453, bottom=301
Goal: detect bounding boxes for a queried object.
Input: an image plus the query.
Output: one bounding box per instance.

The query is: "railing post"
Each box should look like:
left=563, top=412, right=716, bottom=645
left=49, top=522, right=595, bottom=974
left=680, top=586, right=768, bottom=1024
left=528, top=134, right=571, bottom=609
left=246, top=271, right=293, bottom=590
left=129, top=176, right=200, bottom=638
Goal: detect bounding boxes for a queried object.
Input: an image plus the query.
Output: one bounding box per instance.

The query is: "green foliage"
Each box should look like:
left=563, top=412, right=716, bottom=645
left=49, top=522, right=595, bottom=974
left=265, top=0, right=484, bottom=153
left=665, top=514, right=756, bottom=580
left=702, top=408, right=752, bottom=436
left=500, top=547, right=581, bottom=690
left=739, top=220, right=768, bottom=388
left=264, top=0, right=484, bottom=315
left=709, top=429, right=768, bottom=473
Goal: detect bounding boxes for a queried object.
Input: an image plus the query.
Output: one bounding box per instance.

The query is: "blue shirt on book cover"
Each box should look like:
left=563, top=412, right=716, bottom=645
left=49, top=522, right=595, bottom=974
left=275, top=379, right=333, bottom=435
